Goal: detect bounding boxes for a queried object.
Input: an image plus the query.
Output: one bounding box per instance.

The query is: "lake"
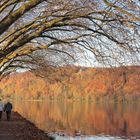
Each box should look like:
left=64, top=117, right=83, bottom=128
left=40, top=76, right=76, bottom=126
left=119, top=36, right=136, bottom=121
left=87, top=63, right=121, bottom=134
left=13, top=100, right=140, bottom=140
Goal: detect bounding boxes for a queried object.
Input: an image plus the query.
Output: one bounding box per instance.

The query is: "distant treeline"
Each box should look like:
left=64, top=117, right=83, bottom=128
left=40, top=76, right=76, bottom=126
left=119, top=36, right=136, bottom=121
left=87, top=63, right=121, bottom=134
left=0, top=66, right=140, bottom=102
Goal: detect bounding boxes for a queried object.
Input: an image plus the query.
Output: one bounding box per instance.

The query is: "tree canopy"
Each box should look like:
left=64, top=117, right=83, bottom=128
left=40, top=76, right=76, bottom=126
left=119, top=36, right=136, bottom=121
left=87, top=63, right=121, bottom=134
left=0, top=0, right=140, bottom=78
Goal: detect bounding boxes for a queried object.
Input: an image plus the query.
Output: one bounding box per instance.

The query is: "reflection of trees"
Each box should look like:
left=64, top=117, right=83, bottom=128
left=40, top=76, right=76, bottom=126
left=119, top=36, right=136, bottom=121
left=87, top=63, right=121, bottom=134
left=122, top=121, right=127, bottom=135
left=13, top=101, right=140, bottom=137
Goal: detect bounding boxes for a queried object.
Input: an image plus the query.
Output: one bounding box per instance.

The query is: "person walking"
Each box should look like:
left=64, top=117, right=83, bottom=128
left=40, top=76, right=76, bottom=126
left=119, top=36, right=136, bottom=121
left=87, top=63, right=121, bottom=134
left=0, top=99, right=4, bottom=120
left=4, top=101, right=13, bottom=121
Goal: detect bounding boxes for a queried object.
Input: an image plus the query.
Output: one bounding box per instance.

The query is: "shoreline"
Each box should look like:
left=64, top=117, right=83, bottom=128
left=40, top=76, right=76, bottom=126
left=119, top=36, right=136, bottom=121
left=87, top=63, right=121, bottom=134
left=0, top=111, right=54, bottom=140
left=12, top=98, right=140, bottom=104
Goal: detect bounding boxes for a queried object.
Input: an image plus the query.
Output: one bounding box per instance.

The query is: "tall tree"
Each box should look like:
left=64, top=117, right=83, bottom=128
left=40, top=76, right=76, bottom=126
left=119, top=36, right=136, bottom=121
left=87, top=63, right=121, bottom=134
left=0, top=0, right=139, bottom=78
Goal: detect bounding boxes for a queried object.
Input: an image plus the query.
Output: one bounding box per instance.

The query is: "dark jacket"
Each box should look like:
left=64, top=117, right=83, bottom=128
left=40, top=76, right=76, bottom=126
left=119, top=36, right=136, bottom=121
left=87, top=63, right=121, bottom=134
left=4, top=102, right=13, bottom=112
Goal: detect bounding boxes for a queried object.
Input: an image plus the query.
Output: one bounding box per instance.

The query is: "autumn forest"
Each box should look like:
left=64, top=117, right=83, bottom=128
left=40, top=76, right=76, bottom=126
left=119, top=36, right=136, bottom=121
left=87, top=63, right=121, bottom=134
left=0, top=66, right=139, bottom=102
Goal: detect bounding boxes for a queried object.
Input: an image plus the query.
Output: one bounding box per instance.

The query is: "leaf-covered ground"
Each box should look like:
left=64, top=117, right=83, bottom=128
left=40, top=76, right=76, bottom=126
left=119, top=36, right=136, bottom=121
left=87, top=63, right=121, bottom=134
left=0, top=112, right=53, bottom=140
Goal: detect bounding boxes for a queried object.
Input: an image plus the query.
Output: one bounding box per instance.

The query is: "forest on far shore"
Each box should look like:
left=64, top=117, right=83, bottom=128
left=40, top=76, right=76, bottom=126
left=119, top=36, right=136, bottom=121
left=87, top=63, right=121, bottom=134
left=0, top=66, right=140, bottom=102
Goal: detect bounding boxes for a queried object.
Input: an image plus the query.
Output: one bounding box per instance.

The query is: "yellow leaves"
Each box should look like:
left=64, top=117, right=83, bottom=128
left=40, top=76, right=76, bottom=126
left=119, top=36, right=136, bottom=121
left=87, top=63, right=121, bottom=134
left=0, top=0, right=18, bottom=13
left=103, top=0, right=140, bottom=21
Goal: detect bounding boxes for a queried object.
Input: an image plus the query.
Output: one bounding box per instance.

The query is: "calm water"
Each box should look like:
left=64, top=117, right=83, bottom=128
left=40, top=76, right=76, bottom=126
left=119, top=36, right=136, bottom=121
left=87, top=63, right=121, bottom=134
left=13, top=100, right=140, bottom=140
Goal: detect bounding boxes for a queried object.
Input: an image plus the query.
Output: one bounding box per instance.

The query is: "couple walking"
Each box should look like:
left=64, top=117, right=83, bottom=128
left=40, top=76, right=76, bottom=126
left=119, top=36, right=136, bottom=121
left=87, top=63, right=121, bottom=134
left=0, top=99, right=13, bottom=121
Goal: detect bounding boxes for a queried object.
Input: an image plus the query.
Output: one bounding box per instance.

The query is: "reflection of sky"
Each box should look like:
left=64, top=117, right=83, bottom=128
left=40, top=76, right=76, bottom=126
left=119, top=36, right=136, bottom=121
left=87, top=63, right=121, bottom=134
left=53, top=135, right=126, bottom=140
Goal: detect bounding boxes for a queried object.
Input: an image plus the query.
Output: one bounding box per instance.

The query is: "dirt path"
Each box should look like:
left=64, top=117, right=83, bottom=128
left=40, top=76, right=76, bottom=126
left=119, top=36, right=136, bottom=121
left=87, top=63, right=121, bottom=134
left=0, top=112, right=53, bottom=140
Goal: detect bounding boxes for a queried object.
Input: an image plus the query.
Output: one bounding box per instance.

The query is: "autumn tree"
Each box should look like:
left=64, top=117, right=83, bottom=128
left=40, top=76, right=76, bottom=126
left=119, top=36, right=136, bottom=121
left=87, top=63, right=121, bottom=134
left=0, top=0, right=140, bottom=78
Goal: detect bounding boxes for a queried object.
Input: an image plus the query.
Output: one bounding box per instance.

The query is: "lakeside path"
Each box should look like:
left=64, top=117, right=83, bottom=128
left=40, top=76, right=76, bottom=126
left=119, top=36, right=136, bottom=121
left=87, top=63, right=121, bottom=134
left=0, top=112, right=54, bottom=140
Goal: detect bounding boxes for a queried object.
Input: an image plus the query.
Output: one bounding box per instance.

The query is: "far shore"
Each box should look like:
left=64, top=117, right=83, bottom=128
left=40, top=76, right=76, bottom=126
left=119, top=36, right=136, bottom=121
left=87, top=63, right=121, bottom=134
left=10, top=98, right=140, bottom=104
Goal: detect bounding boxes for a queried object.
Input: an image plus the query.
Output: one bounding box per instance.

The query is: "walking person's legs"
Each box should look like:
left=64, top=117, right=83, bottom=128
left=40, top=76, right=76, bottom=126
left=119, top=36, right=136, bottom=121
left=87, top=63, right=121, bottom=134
left=6, top=111, right=11, bottom=121
left=0, top=111, right=2, bottom=120
left=6, top=111, right=8, bottom=120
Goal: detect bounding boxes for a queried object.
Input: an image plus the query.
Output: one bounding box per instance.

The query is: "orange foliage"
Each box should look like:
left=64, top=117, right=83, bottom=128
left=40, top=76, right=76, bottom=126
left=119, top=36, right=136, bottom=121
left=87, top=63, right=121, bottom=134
left=0, top=66, right=140, bottom=101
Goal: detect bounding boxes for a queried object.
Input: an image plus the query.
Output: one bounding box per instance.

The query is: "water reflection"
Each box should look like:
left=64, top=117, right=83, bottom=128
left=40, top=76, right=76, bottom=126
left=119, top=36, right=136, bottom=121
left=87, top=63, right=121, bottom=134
left=13, top=100, right=140, bottom=139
